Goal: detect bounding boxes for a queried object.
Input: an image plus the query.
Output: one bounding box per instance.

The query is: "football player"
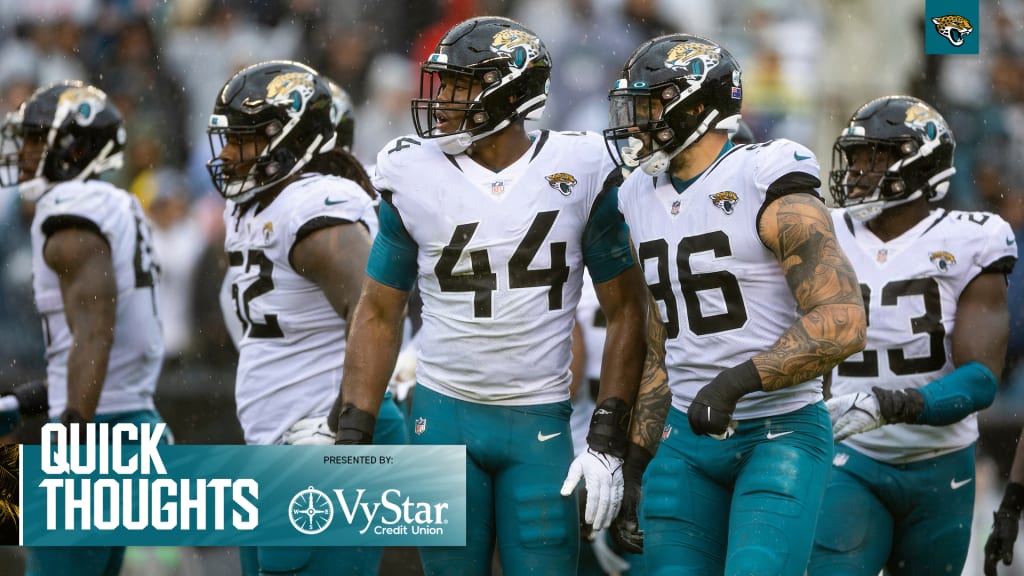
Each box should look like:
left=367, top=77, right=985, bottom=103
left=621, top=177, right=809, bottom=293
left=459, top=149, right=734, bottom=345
left=206, top=60, right=406, bottom=576
left=604, top=34, right=867, bottom=575
left=1, top=81, right=170, bottom=576
left=809, top=95, right=1015, bottom=575
left=332, top=16, right=649, bottom=576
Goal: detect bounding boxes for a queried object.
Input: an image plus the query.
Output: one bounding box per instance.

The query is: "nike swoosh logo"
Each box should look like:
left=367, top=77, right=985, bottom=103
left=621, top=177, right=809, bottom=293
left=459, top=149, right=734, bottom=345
left=537, top=431, right=561, bottom=442
left=950, top=478, right=973, bottom=490
left=324, top=197, right=348, bottom=206
left=766, top=430, right=794, bottom=440
left=793, top=151, right=812, bottom=161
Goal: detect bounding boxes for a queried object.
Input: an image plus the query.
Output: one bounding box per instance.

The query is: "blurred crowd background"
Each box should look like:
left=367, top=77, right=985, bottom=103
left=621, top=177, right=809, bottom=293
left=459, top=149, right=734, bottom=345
left=0, top=0, right=1023, bottom=574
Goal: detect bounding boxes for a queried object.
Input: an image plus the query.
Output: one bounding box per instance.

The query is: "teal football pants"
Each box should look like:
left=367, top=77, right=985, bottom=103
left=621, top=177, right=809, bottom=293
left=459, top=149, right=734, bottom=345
left=410, top=385, right=579, bottom=576
left=643, top=402, right=833, bottom=576
left=26, top=410, right=168, bottom=576
left=808, top=443, right=975, bottom=576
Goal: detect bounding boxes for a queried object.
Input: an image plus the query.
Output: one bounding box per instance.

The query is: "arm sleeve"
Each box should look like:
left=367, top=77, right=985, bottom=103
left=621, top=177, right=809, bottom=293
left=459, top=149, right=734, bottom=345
left=366, top=198, right=418, bottom=291
left=583, top=179, right=635, bottom=283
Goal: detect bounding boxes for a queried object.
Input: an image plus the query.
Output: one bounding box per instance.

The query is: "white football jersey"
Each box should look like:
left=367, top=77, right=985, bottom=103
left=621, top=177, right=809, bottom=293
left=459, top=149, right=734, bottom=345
left=31, top=180, right=163, bottom=417
left=617, top=139, right=823, bottom=419
left=831, top=207, right=1017, bottom=463
left=570, top=273, right=604, bottom=455
left=224, top=173, right=377, bottom=445
left=373, top=130, right=618, bottom=405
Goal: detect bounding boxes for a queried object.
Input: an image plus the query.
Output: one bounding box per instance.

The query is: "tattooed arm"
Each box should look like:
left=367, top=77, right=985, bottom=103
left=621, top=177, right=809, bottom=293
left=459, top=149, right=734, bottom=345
left=629, top=294, right=672, bottom=455
left=754, top=192, right=866, bottom=391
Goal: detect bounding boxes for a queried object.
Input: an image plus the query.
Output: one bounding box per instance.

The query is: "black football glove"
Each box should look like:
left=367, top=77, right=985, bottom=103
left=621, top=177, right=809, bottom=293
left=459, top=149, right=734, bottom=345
left=610, top=443, right=652, bottom=554
left=688, top=360, right=761, bottom=438
left=330, top=402, right=376, bottom=445
left=986, top=482, right=1024, bottom=575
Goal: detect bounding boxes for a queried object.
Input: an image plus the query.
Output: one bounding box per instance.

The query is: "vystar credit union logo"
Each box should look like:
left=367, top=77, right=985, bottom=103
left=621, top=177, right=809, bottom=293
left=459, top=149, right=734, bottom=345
left=288, top=486, right=450, bottom=536
left=289, top=486, right=334, bottom=535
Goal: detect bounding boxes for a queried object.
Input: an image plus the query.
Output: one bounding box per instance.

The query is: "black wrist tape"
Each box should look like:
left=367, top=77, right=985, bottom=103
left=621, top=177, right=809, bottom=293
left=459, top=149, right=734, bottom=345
left=335, top=403, right=376, bottom=445
left=622, top=442, right=653, bottom=484
left=587, top=397, right=630, bottom=459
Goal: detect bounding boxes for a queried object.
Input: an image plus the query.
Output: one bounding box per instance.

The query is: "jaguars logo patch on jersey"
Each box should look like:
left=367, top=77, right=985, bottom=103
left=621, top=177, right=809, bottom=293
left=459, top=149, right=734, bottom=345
left=545, top=172, right=577, bottom=196
left=931, top=15, right=973, bottom=47
left=929, top=250, right=956, bottom=272
left=262, top=221, right=274, bottom=242
left=710, top=191, right=738, bottom=215
left=665, top=42, right=721, bottom=81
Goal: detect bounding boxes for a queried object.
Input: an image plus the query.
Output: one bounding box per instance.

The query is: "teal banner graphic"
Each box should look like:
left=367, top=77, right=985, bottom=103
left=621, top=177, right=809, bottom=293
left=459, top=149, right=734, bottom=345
left=925, top=0, right=979, bottom=54
left=22, top=424, right=466, bottom=546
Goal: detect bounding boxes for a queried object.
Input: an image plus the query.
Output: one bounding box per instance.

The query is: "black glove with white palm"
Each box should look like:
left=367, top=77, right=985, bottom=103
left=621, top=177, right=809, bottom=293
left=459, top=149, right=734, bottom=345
left=827, top=386, right=924, bottom=442
left=561, top=398, right=630, bottom=531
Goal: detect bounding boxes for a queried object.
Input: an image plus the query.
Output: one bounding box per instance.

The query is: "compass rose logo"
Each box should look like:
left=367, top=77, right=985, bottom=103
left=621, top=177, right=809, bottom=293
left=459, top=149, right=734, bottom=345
left=289, top=485, right=334, bottom=535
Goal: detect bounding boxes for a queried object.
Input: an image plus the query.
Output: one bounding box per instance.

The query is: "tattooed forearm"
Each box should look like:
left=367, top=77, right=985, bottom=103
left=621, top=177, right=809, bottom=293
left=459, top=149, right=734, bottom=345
left=756, top=193, right=867, bottom=391
left=630, top=298, right=672, bottom=454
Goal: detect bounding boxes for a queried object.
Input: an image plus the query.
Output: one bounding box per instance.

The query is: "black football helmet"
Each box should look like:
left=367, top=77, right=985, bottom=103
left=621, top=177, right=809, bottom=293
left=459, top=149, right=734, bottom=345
left=327, top=79, right=355, bottom=152
left=0, top=81, right=125, bottom=200
left=830, top=95, right=955, bottom=221
left=412, top=16, right=552, bottom=154
left=604, top=34, right=743, bottom=176
left=206, top=60, right=335, bottom=203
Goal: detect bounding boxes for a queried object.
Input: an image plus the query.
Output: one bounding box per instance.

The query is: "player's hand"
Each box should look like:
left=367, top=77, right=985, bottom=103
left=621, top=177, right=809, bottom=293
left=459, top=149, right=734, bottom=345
left=985, top=510, right=1020, bottom=575
left=688, top=360, right=760, bottom=439
left=610, top=443, right=651, bottom=554
left=284, top=417, right=335, bottom=445
left=561, top=448, right=624, bottom=531
left=591, top=528, right=631, bottom=575
left=827, top=392, right=883, bottom=441
left=387, top=345, right=417, bottom=403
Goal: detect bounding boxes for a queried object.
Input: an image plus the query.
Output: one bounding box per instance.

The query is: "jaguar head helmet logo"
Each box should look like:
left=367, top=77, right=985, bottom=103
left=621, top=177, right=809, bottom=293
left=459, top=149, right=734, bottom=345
left=491, top=29, right=541, bottom=69
left=710, top=191, right=739, bottom=215
left=665, top=42, right=721, bottom=82
left=931, top=15, right=973, bottom=47
left=56, top=87, right=107, bottom=127
left=265, top=72, right=317, bottom=115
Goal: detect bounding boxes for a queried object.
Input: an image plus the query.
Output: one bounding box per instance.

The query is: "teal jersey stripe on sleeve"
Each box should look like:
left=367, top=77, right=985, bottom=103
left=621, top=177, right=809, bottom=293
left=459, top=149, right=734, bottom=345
left=583, top=184, right=635, bottom=283
left=367, top=199, right=418, bottom=291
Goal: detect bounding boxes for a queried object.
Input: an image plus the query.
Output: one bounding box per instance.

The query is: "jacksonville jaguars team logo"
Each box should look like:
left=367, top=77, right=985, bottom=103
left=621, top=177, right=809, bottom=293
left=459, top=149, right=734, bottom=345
left=931, top=15, right=973, bottom=47
left=262, top=222, right=274, bottom=242
left=665, top=42, right=721, bottom=81
left=904, top=102, right=948, bottom=142
left=545, top=172, right=577, bottom=196
left=491, top=29, right=544, bottom=69
left=57, top=87, right=107, bottom=127
left=266, top=72, right=317, bottom=115
left=929, top=250, right=956, bottom=272
left=710, top=191, right=738, bottom=215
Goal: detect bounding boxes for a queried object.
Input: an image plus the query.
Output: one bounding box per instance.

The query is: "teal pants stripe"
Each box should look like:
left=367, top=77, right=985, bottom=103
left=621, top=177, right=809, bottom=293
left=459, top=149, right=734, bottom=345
left=808, top=443, right=976, bottom=576
left=643, top=402, right=833, bottom=576
left=26, top=410, right=166, bottom=576
left=242, top=393, right=407, bottom=576
left=410, top=385, right=579, bottom=576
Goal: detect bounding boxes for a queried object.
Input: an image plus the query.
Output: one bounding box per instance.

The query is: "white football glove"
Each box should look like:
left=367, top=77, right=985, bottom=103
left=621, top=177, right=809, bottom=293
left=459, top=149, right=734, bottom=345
left=591, top=528, right=631, bottom=575
left=827, top=392, right=884, bottom=442
left=560, top=449, right=624, bottom=531
left=284, top=417, right=335, bottom=445
left=387, top=343, right=418, bottom=403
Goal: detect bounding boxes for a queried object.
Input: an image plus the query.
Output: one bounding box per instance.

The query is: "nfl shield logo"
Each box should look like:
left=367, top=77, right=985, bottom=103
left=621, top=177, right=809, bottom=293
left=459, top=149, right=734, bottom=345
left=662, top=424, right=672, bottom=441
left=491, top=181, right=504, bottom=195
left=414, top=417, right=427, bottom=435
left=671, top=200, right=681, bottom=215
left=876, top=249, right=888, bottom=263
